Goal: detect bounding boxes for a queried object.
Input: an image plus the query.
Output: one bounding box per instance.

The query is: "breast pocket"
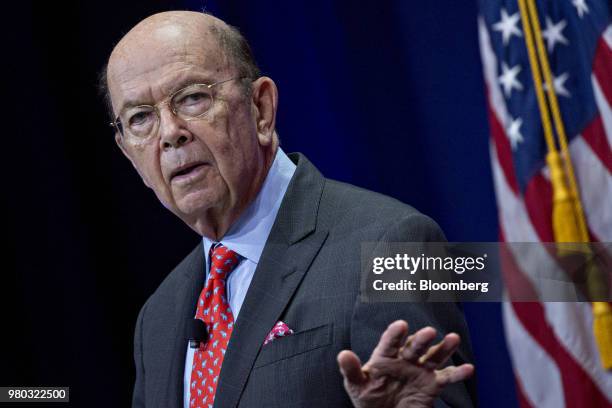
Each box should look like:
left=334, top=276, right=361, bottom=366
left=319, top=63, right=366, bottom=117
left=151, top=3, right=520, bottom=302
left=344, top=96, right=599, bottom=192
left=253, top=323, right=333, bottom=369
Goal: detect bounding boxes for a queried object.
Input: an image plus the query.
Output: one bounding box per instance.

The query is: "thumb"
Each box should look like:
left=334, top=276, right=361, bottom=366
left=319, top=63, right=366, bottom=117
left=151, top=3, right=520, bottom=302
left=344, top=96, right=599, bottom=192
left=337, top=350, right=368, bottom=385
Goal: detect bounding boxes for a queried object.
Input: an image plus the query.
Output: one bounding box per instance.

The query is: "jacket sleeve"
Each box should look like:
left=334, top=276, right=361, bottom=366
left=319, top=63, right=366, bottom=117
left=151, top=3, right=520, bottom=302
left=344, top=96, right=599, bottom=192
left=350, top=212, right=478, bottom=408
left=132, top=302, right=147, bottom=408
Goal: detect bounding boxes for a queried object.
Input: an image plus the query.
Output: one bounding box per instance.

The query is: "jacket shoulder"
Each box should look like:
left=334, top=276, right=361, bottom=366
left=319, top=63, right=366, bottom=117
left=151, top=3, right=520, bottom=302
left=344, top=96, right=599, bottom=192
left=318, top=178, right=444, bottom=240
left=141, top=242, right=203, bottom=311
left=324, top=179, right=418, bottom=213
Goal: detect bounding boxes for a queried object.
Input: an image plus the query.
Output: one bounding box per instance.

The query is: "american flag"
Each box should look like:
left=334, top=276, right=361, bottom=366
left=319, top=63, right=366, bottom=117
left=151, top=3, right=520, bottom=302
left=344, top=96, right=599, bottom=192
left=478, top=0, right=612, bottom=407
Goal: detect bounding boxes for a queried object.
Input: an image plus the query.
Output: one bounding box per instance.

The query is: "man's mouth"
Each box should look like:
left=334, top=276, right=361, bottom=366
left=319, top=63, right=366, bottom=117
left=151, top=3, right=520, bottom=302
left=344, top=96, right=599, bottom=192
left=170, top=162, right=208, bottom=183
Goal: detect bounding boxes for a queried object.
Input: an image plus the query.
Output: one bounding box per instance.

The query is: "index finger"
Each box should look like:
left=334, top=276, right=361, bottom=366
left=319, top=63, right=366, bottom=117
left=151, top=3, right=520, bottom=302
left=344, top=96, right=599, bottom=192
left=370, top=320, right=409, bottom=359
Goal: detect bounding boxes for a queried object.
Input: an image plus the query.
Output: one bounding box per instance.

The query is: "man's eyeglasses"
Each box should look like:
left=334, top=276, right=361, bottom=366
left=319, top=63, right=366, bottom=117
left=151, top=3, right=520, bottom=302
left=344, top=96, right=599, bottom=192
left=110, top=77, right=249, bottom=141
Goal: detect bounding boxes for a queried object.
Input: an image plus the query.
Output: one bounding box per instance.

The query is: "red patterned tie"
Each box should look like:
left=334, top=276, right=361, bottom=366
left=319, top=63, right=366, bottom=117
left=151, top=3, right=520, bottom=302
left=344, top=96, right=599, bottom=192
left=189, top=243, right=240, bottom=407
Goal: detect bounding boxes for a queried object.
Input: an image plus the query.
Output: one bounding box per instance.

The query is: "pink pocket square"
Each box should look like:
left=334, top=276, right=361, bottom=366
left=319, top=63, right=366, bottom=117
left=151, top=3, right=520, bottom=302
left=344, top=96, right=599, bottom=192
left=263, top=321, right=294, bottom=345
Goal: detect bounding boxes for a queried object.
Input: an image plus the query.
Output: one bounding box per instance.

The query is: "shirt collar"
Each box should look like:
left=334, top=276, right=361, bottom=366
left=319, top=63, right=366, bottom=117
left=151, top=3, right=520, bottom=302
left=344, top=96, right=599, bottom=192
left=203, top=147, right=297, bottom=264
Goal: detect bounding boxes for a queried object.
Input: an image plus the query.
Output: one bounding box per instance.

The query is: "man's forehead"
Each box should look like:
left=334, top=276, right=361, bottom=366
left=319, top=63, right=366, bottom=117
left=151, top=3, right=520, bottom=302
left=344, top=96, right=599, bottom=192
left=107, top=13, right=231, bottom=107
left=109, top=46, right=215, bottom=84
left=108, top=50, right=217, bottom=106
left=109, top=17, right=223, bottom=74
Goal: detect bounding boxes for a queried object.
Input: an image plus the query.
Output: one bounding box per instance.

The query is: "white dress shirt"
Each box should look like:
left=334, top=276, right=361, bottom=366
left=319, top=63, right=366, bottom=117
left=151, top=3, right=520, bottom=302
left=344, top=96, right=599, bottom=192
left=183, top=148, right=297, bottom=407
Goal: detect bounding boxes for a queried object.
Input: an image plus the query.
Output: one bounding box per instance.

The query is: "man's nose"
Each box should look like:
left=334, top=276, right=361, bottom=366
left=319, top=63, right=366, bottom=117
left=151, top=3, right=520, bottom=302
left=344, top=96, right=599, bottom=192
left=158, top=107, right=193, bottom=150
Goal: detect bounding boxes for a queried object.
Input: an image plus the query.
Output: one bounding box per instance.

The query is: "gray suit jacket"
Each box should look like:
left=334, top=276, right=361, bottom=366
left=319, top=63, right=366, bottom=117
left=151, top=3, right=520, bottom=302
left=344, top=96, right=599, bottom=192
left=132, top=153, right=477, bottom=408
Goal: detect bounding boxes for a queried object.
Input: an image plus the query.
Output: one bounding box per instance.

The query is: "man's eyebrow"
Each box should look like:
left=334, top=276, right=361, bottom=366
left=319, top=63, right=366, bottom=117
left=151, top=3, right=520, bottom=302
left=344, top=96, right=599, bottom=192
left=117, top=100, right=145, bottom=114
left=163, top=75, right=216, bottom=95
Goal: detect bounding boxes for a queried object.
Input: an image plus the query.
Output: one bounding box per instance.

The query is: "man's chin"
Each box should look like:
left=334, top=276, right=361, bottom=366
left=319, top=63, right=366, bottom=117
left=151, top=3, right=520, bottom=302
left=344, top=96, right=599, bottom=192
left=173, top=191, right=221, bottom=220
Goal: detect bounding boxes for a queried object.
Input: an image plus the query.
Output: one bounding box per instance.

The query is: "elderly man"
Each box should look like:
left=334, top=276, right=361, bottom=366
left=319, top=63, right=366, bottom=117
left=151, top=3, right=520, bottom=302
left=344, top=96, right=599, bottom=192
left=103, top=10, right=476, bottom=408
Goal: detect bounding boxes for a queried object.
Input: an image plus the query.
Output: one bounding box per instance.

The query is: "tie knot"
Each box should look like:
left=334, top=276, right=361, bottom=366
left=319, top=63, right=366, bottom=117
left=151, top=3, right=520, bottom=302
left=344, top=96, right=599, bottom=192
left=209, top=243, right=241, bottom=280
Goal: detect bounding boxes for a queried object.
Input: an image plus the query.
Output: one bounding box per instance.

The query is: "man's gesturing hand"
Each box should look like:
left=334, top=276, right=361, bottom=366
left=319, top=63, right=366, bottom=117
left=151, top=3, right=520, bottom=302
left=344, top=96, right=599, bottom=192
left=337, top=320, right=474, bottom=408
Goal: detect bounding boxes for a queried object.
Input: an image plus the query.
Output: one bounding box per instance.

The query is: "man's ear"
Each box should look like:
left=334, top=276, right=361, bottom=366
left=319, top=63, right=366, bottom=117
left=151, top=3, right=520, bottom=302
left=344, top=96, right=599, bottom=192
left=251, top=76, right=278, bottom=147
left=115, top=134, right=152, bottom=188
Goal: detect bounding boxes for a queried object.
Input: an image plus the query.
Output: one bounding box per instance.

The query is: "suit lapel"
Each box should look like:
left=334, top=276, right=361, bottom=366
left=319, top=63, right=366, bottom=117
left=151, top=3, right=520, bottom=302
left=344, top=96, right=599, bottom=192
left=153, top=243, right=205, bottom=408
left=213, top=153, right=328, bottom=408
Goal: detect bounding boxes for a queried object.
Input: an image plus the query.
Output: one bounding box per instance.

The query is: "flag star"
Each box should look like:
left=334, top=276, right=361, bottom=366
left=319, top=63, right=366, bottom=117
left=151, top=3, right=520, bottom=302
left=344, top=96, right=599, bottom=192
left=493, top=8, right=523, bottom=45
left=572, top=0, right=589, bottom=18
left=541, top=17, right=568, bottom=52
left=498, top=62, right=523, bottom=98
left=544, top=72, right=571, bottom=98
left=506, top=117, right=524, bottom=150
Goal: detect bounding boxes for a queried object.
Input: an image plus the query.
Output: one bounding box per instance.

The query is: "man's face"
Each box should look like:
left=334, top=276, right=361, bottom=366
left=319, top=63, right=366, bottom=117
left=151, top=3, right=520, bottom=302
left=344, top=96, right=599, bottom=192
left=107, top=15, right=275, bottom=238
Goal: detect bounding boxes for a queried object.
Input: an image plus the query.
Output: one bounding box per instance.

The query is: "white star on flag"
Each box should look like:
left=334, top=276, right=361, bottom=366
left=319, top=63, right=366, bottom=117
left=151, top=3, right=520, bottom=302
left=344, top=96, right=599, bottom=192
left=506, top=117, right=524, bottom=150
left=541, top=17, right=569, bottom=52
left=492, top=8, right=523, bottom=45
left=498, top=62, right=523, bottom=98
left=572, top=0, right=590, bottom=18
left=543, top=72, right=571, bottom=98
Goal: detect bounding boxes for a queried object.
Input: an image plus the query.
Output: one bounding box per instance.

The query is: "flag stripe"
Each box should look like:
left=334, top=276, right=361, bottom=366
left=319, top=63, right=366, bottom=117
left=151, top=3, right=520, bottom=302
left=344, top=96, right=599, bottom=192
left=592, top=75, right=612, bottom=149
left=580, top=114, right=612, bottom=173
left=489, top=142, right=538, bottom=242
left=499, top=242, right=540, bottom=301
left=542, top=302, right=612, bottom=401
left=512, top=301, right=612, bottom=407
left=502, top=301, right=566, bottom=408
left=592, top=38, right=612, bottom=109
left=524, top=173, right=554, bottom=241
left=570, top=136, right=612, bottom=241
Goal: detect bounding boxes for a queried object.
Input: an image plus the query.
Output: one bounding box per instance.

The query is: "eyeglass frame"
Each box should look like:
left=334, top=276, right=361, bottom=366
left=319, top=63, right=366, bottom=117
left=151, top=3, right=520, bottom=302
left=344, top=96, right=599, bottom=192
left=109, top=76, right=251, bottom=140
